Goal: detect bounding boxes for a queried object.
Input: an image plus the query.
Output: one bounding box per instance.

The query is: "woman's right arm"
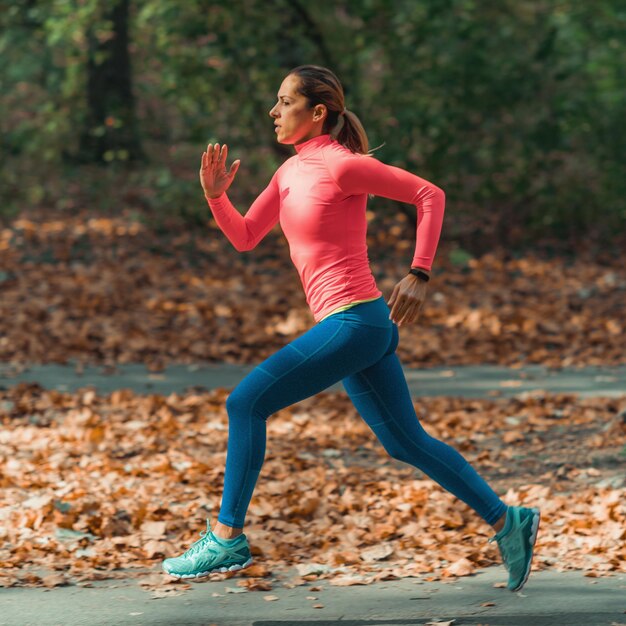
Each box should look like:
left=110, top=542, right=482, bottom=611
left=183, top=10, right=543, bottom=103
left=201, top=143, right=280, bottom=252
left=206, top=172, right=280, bottom=252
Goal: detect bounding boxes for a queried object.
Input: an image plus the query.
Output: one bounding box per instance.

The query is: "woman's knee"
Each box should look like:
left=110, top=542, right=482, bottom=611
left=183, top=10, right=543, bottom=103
left=381, top=426, right=431, bottom=465
left=382, top=442, right=405, bottom=463
left=387, top=445, right=433, bottom=470
left=226, top=388, right=268, bottom=422
left=226, top=388, right=252, bottom=417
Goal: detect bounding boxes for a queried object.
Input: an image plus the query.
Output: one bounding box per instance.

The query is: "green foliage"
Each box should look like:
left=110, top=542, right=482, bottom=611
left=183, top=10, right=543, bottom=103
left=1, top=0, right=625, bottom=245
left=139, top=166, right=205, bottom=228
left=448, top=247, right=474, bottom=268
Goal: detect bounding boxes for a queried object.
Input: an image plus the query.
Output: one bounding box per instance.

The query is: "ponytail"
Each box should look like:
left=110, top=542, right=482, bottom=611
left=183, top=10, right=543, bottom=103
left=288, top=64, right=384, bottom=157
left=332, top=109, right=385, bottom=156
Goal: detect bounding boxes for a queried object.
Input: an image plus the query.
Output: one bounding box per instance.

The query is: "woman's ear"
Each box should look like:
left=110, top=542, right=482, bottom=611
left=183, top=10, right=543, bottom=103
left=314, top=104, right=327, bottom=123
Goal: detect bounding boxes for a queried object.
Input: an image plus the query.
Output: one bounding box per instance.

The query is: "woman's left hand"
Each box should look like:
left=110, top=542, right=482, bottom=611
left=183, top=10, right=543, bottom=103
left=387, top=274, right=428, bottom=326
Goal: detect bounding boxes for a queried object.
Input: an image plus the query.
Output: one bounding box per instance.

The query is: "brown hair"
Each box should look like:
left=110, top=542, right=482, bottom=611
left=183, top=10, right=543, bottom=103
left=287, top=64, right=382, bottom=156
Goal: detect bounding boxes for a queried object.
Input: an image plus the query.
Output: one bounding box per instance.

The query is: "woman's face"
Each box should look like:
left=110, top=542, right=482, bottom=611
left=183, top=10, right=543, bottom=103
left=269, top=74, right=327, bottom=145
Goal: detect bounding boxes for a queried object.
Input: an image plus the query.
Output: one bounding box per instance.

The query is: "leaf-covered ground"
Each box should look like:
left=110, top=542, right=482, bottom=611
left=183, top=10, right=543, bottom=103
left=1, top=209, right=625, bottom=369
left=1, top=208, right=624, bottom=594
left=1, top=384, right=624, bottom=591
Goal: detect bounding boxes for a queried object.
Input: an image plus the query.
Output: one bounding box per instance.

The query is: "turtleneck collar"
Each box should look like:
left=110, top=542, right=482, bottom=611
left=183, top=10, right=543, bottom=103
left=293, top=133, right=333, bottom=159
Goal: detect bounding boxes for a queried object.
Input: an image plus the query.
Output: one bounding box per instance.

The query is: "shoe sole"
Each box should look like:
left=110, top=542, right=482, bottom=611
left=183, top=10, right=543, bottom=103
left=509, top=508, right=540, bottom=592
left=162, top=556, right=254, bottom=581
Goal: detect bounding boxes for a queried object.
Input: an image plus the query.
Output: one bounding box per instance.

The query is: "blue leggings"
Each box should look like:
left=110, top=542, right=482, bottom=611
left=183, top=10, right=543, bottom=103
left=218, top=296, right=507, bottom=529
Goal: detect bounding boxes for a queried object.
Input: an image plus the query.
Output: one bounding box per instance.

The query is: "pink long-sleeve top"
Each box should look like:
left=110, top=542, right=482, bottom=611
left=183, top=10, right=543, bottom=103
left=206, top=133, right=445, bottom=324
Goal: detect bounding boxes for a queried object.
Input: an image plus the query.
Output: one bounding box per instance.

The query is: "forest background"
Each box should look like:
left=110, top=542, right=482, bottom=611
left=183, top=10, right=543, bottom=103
left=2, top=0, right=624, bottom=245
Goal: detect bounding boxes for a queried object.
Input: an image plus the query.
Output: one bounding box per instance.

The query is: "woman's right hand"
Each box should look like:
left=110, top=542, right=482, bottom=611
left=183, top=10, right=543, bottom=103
left=200, top=143, right=241, bottom=199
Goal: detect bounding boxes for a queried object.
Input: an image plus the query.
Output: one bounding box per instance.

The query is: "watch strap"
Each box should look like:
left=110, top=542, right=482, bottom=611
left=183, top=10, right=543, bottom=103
left=408, top=268, right=430, bottom=282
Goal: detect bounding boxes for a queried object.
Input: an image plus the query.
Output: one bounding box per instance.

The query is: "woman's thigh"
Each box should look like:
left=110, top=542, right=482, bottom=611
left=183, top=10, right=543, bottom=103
left=226, top=312, right=394, bottom=421
left=341, top=327, right=416, bottom=436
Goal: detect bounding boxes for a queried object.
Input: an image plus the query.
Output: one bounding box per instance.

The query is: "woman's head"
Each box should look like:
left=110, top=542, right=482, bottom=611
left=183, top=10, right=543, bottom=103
left=269, top=65, right=370, bottom=155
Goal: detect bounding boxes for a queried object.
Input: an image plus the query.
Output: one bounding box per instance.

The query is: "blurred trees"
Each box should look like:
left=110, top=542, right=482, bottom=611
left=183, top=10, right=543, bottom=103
left=78, top=0, right=144, bottom=162
left=1, top=0, right=624, bottom=245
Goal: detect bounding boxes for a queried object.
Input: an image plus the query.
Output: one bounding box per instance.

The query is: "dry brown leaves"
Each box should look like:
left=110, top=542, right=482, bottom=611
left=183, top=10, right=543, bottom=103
left=0, top=384, right=624, bottom=589
left=1, top=210, right=625, bottom=369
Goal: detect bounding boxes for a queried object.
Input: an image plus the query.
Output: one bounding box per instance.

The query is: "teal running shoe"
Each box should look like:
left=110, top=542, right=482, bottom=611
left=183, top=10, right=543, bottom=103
left=162, top=518, right=253, bottom=580
left=489, top=505, right=540, bottom=592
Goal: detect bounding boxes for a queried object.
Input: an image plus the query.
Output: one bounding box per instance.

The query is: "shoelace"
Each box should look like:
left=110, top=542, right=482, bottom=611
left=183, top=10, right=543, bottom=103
left=183, top=520, right=220, bottom=558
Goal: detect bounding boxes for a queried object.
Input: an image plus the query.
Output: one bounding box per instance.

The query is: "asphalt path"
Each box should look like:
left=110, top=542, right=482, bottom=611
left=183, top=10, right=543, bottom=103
left=1, top=362, right=625, bottom=398
left=2, top=567, right=624, bottom=626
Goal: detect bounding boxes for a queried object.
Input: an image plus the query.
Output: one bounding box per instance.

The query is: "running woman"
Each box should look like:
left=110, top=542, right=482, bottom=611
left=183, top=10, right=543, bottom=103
left=162, top=65, right=540, bottom=591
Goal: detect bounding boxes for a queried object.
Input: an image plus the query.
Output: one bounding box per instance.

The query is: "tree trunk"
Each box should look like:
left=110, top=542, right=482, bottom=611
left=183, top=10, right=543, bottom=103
left=77, top=0, right=144, bottom=164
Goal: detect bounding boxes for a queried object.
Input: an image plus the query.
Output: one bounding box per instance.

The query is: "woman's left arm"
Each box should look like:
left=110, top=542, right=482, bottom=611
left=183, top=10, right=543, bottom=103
left=333, top=154, right=446, bottom=326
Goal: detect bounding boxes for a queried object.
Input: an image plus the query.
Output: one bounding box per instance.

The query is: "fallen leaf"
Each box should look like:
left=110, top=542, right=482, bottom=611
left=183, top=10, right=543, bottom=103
left=237, top=578, right=272, bottom=591
left=141, top=520, right=167, bottom=538
left=360, top=544, right=394, bottom=562
left=41, top=574, right=68, bottom=588
left=442, top=558, right=474, bottom=577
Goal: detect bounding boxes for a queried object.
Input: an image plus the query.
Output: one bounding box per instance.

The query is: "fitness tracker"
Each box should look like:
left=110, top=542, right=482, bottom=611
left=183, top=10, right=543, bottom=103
left=408, top=268, right=430, bottom=282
